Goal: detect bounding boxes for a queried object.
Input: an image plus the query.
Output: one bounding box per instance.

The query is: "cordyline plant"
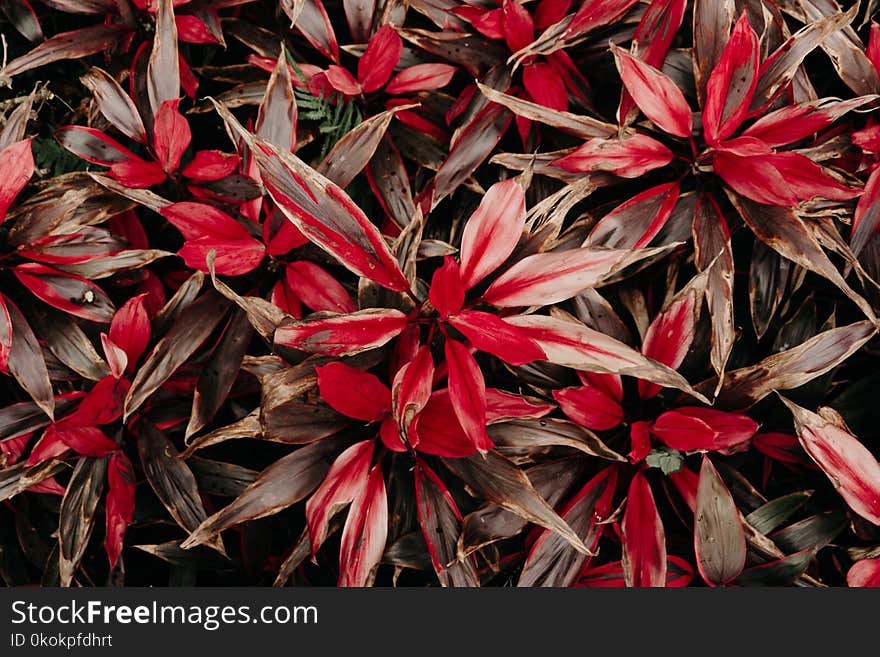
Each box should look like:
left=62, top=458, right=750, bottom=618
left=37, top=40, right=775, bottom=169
left=2, top=0, right=880, bottom=589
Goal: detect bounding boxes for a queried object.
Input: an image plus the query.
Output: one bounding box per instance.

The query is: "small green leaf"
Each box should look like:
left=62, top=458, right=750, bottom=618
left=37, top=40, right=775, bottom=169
left=645, top=446, right=684, bottom=475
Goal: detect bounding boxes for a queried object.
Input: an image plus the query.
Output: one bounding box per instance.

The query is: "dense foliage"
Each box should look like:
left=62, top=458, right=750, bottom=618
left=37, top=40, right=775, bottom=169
left=2, top=0, right=880, bottom=588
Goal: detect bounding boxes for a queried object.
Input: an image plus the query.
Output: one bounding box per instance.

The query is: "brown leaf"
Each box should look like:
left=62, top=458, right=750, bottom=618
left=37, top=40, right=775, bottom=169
left=706, top=320, right=876, bottom=408
left=125, top=291, right=230, bottom=420
left=1, top=25, right=129, bottom=79
left=180, top=436, right=344, bottom=549
left=487, top=418, right=626, bottom=461
left=137, top=423, right=224, bottom=554
left=695, top=455, right=746, bottom=586
left=256, top=47, right=297, bottom=153
left=442, top=451, right=593, bottom=556
left=59, top=456, right=108, bottom=586
left=147, top=0, right=180, bottom=118
left=81, top=67, right=147, bottom=143
left=366, top=134, right=416, bottom=230
left=186, top=308, right=253, bottom=439
left=26, top=307, right=109, bottom=382
left=729, top=192, right=875, bottom=323
left=693, top=0, right=735, bottom=104
left=6, top=299, right=53, bottom=419
left=318, top=106, right=415, bottom=189
left=181, top=410, right=261, bottom=459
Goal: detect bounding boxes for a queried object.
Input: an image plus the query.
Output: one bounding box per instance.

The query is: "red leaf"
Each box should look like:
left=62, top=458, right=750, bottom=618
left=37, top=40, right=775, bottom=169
left=767, top=152, right=858, bottom=202
left=358, top=25, right=402, bottom=93
left=783, top=398, right=880, bottom=525
left=13, top=263, right=115, bottom=323
left=448, top=310, right=546, bottom=365
left=522, top=62, right=568, bottom=111
left=108, top=294, right=151, bottom=371
left=485, top=389, right=555, bottom=421
left=0, top=138, right=33, bottom=221
left=385, top=63, right=456, bottom=95
left=869, top=22, right=880, bottom=74
left=565, top=0, right=638, bottom=38
left=180, top=150, right=240, bottom=181
left=315, top=362, right=390, bottom=422
left=639, top=285, right=697, bottom=399
left=622, top=472, right=667, bottom=587
left=65, top=375, right=129, bottom=426
left=619, top=0, right=687, bottom=124
left=104, top=451, right=135, bottom=569
left=175, top=14, right=219, bottom=44
left=324, top=66, right=362, bottom=96
left=429, top=257, right=465, bottom=318
left=482, top=247, right=627, bottom=307
left=274, top=308, right=408, bottom=356
left=459, top=179, right=526, bottom=290
left=445, top=340, right=492, bottom=453
left=468, top=8, right=505, bottom=39
left=587, top=182, right=679, bottom=250
left=534, top=0, right=571, bottom=30
left=339, top=463, right=387, bottom=586
left=577, top=371, right=623, bottom=402
left=306, top=439, right=374, bottom=556
left=702, top=12, right=759, bottom=145
left=742, top=97, right=872, bottom=148
left=553, top=385, right=624, bottom=431
left=752, top=432, right=813, bottom=467
left=553, top=134, right=673, bottom=177
left=178, top=238, right=265, bottom=276
left=848, top=558, right=880, bottom=587
left=108, top=159, right=167, bottom=188
left=695, top=455, right=746, bottom=585
left=629, top=421, right=652, bottom=463
left=153, top=98, right=191, bottom=173
left=652, top=407, right=757, bottom=451
left=160, top=202, right=249, bottom=241
left=613, top=47, right=691, bottom=138
left=285, top=261, right=355, bottom=314
left=501, top=0, right=534, bottom=53
left=391, top=345, right=435, bottom=442
left=53, top=425, right=118, bottom=457
left=713, top=138, right=798, bottom=207
left=412, top=390, right=490, bottom=457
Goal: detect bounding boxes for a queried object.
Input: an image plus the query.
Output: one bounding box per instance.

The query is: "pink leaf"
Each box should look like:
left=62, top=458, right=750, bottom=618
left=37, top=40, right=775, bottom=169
left=459, top=179, right=526, bottom=290
left=385, top=63, right=456, bottom=95
left=275, top=308, right=408, bottom=356
left=286, top=261, right=355, bottom=314
left=153, top=99, right=191, bottom=173
left=306, top=439, right=373, bottom=556
left=482, top=247, right=627, bottom=307
left=587, top=182, right=679, bottom=250
left=639, top=285, right=697, bottom=399
left=448, top=310, right=546, bottom=365
left=553, top=384, right=624, bottom=431
left=622, top=472, right=667, bottom=587
left=501, top=0, right=534, bottom=53
left=783, top=398, right=880, bottom=525
left=702, top=12, right=759, bottom=145
left=391, top=345, right=435, bottom=442
left=652, top=407, right=757, bottom=451
left=101, top=334, right=128, bottom=379
left=445, top=340, right=492, bottom=453
left=316, top=362, right=390, bottom=422
left=553, top=134, right=673, bottom=178
left=180, top=150, right=240, bottom=181
left=0, top=138, right=33, bottom=221
left=848, top=558, right=880, bottom=587
left=613, top=47, right=691, bottom=138
left=339, top=464, right=387, bottom=586
left=324, top=65, right=362, bottom=96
